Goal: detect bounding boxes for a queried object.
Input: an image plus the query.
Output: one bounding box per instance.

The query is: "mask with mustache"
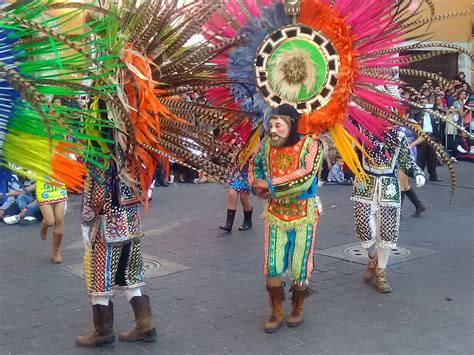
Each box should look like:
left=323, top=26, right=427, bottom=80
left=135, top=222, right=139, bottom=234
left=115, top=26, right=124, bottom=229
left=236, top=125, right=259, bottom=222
left=267, top=104, right=301, bottom=147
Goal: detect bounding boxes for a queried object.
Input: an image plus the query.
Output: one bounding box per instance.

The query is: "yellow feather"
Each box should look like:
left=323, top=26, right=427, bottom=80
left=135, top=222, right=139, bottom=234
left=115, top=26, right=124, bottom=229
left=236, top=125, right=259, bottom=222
left=328, top=125, right=369, bottom=183
left=239, top=124, right=261, bottom=168
left=2, top=131, right=54, bottom=180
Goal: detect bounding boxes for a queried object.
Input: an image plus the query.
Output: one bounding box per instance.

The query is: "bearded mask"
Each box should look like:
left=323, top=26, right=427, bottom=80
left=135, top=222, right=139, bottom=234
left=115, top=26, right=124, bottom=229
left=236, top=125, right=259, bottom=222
left=268, top=104, right=301, bottom=147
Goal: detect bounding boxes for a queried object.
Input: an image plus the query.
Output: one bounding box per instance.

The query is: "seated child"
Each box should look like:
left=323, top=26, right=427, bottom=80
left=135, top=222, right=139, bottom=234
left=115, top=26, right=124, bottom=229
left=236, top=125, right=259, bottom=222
left=326, top=156, right=353, bottom=185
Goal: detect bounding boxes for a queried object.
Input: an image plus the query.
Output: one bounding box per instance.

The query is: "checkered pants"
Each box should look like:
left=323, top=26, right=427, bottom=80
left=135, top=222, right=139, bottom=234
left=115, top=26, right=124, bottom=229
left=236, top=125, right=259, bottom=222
left=353, top=202, right=400, bottom=249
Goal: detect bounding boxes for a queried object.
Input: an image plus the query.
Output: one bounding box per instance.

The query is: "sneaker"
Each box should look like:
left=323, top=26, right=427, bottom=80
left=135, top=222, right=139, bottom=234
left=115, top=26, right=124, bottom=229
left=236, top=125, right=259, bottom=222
left=3, top=215, right=20, bottom=225
left=450, top=157, right=457, bottom=163
left=19, top=216, right=37, bottom=225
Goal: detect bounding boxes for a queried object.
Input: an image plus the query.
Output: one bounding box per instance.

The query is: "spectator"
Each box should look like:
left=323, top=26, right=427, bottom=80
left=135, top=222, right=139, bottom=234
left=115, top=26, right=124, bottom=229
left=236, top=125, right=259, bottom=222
left=454, top=130, right=474, bottom=162
left=0, top=177, right=20, bottom=221
left=414, top=100, right=442, bottom=181
left=457, top=71, right=466, bottom=81
left=446, top=88, right=457, bottom=107
left=465, top=95, right=474, bottom=131
left=434, top=95, right=448, bottom=114
left=453, top=89, right=468, bottom=128
left=326, top=156, right=352, bottom=185
left=318, top=133, right=337, bottom=182
left=461, top=82, right=471, bottom=93
left=2, top=183, right=41, bottom=225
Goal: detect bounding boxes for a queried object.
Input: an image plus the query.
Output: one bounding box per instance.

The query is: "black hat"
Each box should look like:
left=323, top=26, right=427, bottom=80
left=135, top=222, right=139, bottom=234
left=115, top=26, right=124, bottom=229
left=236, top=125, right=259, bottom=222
left=272, top=103, right=301, bottom=122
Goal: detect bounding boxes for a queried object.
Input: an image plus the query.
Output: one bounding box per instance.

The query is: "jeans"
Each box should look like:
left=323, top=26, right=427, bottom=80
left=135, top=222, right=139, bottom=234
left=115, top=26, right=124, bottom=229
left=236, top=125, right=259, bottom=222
left=16, top=194, right=40, bottom=217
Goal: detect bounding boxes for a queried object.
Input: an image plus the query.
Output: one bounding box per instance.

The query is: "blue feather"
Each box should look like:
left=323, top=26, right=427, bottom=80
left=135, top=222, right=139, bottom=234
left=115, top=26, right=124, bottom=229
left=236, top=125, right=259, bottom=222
left=227, top=3, right=289, bottom=129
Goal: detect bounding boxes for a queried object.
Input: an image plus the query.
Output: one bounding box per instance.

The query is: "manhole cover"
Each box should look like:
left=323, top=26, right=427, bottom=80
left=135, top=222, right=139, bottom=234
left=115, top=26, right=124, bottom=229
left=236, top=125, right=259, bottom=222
left=344, top=246, right=410, bottom=258
left=143, top=259, right=161, bottom=274
left=62, top=253, right=190, bottom=280
left=316, top=242, right=437, bottom=265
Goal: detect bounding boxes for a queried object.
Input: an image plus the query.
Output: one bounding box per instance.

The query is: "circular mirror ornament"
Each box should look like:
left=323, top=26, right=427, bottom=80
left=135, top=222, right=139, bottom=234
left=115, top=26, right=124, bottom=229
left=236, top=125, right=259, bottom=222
left=254, top=24, right=340, bottom=113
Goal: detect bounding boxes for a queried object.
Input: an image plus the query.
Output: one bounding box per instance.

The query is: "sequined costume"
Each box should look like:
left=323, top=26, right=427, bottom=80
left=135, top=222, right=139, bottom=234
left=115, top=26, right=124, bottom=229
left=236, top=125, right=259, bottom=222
left=36, top=178, right=68, bottom=206
left=228, top=161, right=251, bottom=193
left=250, top=135, right=323, bottom=283
left=81, top=166, right=144, bottom=296
left=352, top=128, right=424, bottom=249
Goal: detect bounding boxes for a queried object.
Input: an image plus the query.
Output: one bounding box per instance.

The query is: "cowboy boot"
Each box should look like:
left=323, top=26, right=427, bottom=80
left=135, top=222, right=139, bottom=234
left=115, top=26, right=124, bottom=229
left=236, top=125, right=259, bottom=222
left=405, top=189, right=426, bottom=217
left=287, top=284, right=312, bottom=327
left=51, top=233, right=63, bottom=264
left=264, top=284, right=285, bottom=333
left=40, top=222, right=48, bottom=241
left=119, top=295, right=156, bottom=342
left=219, top=209, right=236, bottom=232
left=375, top=267, right=392, bottom=293
left=238, top=208, right=253, bottom=231
left=76, top=302, right=115, bottom=347
left=363, top=254, right=377, bottom=283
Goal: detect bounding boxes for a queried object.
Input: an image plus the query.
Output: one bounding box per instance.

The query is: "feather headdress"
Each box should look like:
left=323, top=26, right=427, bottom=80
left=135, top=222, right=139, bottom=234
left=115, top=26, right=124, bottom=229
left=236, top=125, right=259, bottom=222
left=0, top=0, right=247, bottom=199
left=196, top=0, right=471, bottom=196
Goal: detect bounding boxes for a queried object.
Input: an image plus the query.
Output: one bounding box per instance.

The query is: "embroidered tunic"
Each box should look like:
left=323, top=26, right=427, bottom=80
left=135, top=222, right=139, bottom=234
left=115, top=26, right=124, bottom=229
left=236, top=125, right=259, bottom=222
left=81, top=166, right=143, bottom=244
left=251, top=136, right=323, bottom=228
left=351, top=128, right=424, bottom=207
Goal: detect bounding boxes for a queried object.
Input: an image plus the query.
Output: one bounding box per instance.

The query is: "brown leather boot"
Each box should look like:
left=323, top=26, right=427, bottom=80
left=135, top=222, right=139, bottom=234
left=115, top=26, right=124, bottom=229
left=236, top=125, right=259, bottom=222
left=264, top=284, right=285, bottom=333
left=51, top=233, right=62, bottom=264
left=363, top=254, right=377, bottom=283
left=375, top=267, right=392, bottom=293
left=119, top=295, right=156, bottom=342
left=76, top=302, right=115, bottom=347
left=287, top=285, right=312, bottom=327
left=39, top=222, right=48, bottom=241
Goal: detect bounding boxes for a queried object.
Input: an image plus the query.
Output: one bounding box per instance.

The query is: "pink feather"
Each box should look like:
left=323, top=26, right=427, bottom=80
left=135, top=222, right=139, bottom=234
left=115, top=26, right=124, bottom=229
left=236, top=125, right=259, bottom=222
left=343, top=119, right=375, bottom=148
left=244, top=0, right=260, bottom=16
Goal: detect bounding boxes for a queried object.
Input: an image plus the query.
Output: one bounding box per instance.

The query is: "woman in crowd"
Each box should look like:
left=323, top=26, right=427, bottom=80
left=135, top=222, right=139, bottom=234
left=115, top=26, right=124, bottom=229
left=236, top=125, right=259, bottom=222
left=37, top=178, right=68, bottom=263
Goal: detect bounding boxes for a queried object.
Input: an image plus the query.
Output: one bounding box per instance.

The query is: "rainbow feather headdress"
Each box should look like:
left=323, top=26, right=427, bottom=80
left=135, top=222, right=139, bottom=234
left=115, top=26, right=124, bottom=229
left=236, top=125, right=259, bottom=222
left=0, top=0, right=247, bottom=199
left=197, top=0, right=471, bottom=193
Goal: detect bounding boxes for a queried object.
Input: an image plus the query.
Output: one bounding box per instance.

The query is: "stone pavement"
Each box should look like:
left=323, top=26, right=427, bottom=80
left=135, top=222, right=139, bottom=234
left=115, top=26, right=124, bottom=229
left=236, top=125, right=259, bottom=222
left=0, top=162, right=473, bottom=355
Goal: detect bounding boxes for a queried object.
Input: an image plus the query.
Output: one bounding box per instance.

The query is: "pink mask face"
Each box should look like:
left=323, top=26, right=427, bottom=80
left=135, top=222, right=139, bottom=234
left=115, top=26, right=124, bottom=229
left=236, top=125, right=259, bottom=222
left=268, top=116, right=290, bottom=147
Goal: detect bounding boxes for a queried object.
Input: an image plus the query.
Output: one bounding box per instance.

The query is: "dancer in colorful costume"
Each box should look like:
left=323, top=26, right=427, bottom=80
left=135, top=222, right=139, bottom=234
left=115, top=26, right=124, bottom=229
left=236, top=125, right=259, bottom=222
left=400, top=118, right=426, bottom=217
left=250, top=104, right=323, bottom=332
left=1, top=0, right=247, bottom=348
left=352, top=127, right=425, bottom=293
left=37, top=177, right=68, bottom=263
left=219, top=160, right=254, bottom=231
left=219, top=121, right=255, bottom=232
left=77, top=160, right=155, bottom=346
left=198, top=0, right=469, bottom=331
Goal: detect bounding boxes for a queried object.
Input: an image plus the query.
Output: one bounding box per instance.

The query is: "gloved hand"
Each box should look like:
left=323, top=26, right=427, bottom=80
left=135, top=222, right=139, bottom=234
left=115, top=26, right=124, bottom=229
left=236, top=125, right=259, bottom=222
left=415, top=175, right=425, bottom=188
left=81, top=224, right=91, bottom=249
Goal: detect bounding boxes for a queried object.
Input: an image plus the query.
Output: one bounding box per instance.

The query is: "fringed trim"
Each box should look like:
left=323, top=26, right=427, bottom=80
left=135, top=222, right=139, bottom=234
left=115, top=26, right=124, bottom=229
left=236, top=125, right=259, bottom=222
left=378, top=240, right=396, bottom=250
left=114, top=282, right=146, bottom=290
left=292, top=279, right=309, bottom=288
left=88, top=291, right=115, bottom=297
left=378, top=201, right=401, bottom=208
left=263, top=201, right=316, bottom=231
left=350, top=196, right=377, bottom=205
left=360, top=239, right=377, bottom=249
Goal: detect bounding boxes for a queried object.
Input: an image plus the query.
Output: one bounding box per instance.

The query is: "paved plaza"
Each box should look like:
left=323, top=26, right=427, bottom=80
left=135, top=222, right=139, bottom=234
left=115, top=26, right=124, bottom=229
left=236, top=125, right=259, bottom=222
left=0, top=163, right=473, bottom=355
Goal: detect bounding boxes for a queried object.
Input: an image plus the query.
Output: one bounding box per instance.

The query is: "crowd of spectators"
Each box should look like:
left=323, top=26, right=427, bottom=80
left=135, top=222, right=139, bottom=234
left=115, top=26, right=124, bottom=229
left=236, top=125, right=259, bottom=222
left=400, top=71, right=473, bottom=163
left=0, top=175, right=41, bottom=225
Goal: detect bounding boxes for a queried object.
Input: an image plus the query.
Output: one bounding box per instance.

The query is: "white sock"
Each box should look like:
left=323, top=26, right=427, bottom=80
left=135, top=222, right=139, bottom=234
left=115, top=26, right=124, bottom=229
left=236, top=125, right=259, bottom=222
left=377, top=248, right=391, bottom=269
left=366, top=244, right=377, bottom=258
left=91, top=295, right=110, bottom=306
left=124, top=288, right=142, bottom=301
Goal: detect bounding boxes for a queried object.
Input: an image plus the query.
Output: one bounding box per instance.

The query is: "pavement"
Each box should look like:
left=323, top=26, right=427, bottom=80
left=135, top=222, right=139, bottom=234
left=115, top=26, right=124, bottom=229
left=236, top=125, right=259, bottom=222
left=0, top=162, right=473, bottom=355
